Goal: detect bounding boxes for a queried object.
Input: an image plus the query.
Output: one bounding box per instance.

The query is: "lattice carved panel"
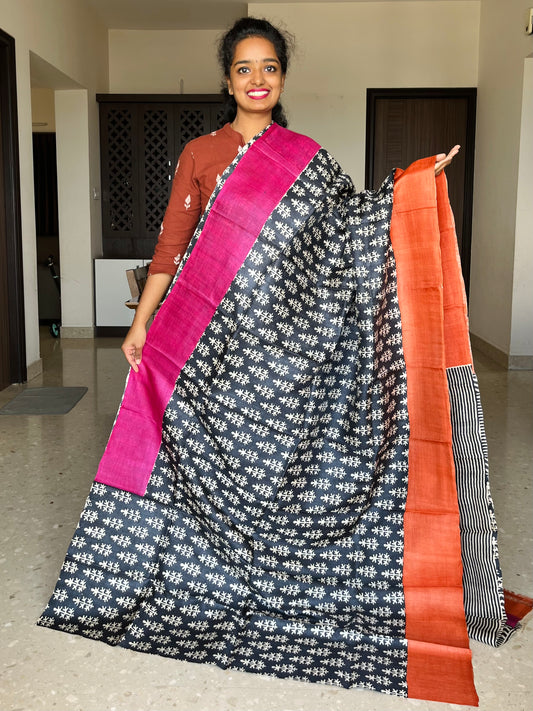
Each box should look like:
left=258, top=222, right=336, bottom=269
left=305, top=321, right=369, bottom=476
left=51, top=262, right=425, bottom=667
left=143, top=109, right=172, bottom=234
left=99, top=97, right=225, bottom=256
left=176, top=109, right=208, bottom=152
left=107, top=109, right=134, bottom=232
left=215, top=107, right=226, bottom=129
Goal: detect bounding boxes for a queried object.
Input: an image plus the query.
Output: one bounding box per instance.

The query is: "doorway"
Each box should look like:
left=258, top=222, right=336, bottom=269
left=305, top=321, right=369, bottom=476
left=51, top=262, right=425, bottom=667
left=0, top=28, right=26, bottom=389
left=365, top=88, right=477, bottom=294
left=32, top=122, right=60, bottom=334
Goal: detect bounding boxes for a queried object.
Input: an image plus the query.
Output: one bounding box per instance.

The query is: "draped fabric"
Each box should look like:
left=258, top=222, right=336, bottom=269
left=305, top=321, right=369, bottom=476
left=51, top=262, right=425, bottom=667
left=38, top=124, right=512, bottom=705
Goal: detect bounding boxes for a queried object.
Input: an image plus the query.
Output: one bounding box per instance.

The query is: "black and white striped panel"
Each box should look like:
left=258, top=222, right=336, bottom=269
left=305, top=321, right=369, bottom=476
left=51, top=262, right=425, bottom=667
left=447, top=365, right=513, bottom=646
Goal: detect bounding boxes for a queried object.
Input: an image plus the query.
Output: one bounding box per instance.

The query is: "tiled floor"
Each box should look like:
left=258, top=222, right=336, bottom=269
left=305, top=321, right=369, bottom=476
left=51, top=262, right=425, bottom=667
left=0, top=331, right=531, bottom=711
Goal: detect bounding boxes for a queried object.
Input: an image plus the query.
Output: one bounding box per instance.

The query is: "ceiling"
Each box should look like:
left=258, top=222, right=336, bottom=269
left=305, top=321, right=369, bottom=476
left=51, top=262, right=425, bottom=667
left=84, top=0, right=453, bottom=31
left=84, top=0, right=248, bottom=30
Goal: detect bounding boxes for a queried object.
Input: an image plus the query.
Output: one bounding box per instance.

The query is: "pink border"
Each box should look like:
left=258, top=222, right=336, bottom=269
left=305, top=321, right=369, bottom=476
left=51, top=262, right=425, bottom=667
left=95, top=125, right=320, bottom=495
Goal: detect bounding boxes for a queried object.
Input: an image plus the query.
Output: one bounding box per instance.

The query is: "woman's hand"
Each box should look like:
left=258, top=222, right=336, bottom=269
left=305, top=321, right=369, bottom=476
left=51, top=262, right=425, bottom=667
left=121, top=322, right=147, bottom=372
left=120, top=272, right=173, bottom=371
left=435, top=145, right=460, bottom=175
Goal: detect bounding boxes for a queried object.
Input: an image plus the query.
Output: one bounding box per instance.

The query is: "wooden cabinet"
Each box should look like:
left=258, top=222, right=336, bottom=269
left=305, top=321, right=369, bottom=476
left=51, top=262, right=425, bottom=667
left=97, top=94, right=225, bottom=259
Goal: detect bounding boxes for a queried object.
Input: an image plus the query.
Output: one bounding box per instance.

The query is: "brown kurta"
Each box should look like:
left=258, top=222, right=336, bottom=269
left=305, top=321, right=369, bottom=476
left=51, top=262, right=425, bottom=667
left=148, top=123, right=244, bottom=276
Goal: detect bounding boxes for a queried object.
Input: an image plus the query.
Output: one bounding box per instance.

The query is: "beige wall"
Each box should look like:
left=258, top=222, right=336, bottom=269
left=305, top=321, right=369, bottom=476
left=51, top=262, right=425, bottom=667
left=31, top=88, right=56, bottom=132
left=2, top=0, right=531, bottom=376
left=108, top=3, right=480, bottom=185
left=470, top=0, right=533, bottom=363
left=109, top=29, right=222, bottom=93
left=0, top=0, right=108, bottom=373
left=250, top=1, right=479, bottom=185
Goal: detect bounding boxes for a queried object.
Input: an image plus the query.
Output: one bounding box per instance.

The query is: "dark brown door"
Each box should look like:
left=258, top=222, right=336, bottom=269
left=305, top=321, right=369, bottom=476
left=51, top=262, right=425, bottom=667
left=0, top=28, right=26, bottom=389
left=0, top=86, right=9, bottom=390
left=366, top=88, right=476, bottom=294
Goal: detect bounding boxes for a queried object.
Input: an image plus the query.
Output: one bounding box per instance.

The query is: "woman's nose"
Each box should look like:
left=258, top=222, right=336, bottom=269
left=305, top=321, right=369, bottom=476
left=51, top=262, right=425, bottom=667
left=250, top=67, right=263, bottom=84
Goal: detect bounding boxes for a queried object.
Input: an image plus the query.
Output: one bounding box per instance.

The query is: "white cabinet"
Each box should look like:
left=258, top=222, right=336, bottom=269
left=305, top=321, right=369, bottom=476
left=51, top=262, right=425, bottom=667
left=94, top=258, right=150, bottom=328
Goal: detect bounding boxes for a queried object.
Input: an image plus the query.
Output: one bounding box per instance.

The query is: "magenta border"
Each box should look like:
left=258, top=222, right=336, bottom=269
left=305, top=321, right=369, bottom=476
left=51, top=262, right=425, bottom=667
left=95, top=125, right=320, bottom=495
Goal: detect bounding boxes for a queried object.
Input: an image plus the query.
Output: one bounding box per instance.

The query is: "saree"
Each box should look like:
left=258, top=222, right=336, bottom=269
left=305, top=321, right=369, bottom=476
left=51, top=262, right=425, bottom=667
left=38, top=124, right=514, bottom=705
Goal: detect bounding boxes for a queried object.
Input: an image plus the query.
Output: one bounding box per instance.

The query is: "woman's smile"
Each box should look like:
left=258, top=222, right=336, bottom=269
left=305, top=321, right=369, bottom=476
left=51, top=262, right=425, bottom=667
left=247, top=89, right=271, bottom=100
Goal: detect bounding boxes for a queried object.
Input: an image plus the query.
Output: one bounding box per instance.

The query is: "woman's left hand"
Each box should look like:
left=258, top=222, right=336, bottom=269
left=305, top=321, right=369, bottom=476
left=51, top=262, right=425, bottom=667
left=435, top=145, right=460, bottom=175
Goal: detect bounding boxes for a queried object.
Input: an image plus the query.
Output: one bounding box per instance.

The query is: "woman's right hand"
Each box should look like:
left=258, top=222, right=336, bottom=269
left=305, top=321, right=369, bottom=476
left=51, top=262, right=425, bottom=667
left=120, top=272, right=174, bottom=372
left=121, top=322, right=147, bottom=372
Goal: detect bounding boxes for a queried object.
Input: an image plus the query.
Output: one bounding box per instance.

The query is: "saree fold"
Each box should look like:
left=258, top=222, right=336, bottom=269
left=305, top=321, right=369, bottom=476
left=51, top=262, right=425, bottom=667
left=38, top=124, right=512, bottom=705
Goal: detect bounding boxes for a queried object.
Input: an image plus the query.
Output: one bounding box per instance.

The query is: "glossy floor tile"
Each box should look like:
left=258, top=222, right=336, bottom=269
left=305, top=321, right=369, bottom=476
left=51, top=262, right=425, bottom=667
left=0, top=332, right=531, bottom=711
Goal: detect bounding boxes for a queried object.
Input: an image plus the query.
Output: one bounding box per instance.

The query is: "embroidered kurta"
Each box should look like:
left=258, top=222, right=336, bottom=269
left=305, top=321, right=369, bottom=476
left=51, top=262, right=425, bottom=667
left=149, top=123, right=244, bottom=276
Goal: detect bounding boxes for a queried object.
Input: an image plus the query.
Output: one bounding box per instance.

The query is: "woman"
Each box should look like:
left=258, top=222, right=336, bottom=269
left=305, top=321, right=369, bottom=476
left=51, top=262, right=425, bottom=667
left=121, top=16, right=458, bottom=373
left=39, top=17, right=510, bottom=706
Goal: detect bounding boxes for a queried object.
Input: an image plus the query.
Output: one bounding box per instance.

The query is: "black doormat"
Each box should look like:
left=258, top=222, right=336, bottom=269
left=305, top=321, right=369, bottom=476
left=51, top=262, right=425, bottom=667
left=0, top=387, right=88, bottom=415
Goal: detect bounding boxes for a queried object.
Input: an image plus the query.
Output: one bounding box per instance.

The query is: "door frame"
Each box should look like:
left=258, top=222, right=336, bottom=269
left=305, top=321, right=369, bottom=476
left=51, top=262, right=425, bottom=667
left=0, top=28, right=26, bottom=384
left=365, top=87, right=477, bottom=293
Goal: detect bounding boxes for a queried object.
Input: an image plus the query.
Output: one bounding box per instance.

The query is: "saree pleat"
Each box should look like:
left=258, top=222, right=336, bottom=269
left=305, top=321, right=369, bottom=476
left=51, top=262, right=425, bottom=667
left=38, top=125, right=512, bottom=705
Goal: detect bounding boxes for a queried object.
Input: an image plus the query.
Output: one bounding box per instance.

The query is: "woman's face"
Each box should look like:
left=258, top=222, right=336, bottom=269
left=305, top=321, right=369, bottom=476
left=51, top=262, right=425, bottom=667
left=226, top=36, right=285, bottom=120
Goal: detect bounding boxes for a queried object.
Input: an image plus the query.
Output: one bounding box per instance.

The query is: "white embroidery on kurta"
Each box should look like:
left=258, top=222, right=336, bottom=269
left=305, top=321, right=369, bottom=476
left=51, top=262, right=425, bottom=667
left=184, top=194, right=191, bottom=210
left=173, top=254, right=181, bottom=266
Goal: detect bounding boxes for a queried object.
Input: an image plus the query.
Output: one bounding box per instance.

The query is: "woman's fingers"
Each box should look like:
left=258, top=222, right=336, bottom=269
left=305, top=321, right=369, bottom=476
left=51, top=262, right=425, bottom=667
left=121, top=322, right=147, bottom=373
left=121, top=341, right=143, bottom=372
left=435, top=144, right=461, bottom=175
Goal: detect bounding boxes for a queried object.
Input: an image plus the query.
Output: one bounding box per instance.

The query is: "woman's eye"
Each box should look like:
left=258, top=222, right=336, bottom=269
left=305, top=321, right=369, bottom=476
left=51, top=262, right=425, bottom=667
left=265, top=65, right=277, bottom=73
left=237, top=67, right=250, bottom=74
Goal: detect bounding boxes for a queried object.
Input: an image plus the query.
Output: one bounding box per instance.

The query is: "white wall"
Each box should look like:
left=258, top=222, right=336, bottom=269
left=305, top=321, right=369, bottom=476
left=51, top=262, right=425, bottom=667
left=469, top=0, right=533, bottom=363
left=0, top=0, right=108, bottom=374
left=55, top=90, right=94, bottom=330
left=511, top=56, right=533, bottom=360
left=109, top=29, right=222, bottom=94
left=250, top=1, right=479, bottom=185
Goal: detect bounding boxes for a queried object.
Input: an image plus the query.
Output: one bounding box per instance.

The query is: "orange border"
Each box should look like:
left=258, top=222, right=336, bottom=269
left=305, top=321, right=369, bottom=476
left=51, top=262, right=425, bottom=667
left=391, top=159, right=478, bottom=705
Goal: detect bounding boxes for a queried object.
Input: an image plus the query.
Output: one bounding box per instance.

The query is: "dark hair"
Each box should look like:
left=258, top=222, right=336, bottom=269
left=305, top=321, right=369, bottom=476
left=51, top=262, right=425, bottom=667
left=217, top=17, right=293, bottom=127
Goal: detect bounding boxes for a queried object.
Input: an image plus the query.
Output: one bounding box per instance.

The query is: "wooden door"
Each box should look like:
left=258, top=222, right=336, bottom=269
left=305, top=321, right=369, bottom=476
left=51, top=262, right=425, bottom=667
left=0, top=80, right=9, bottom=390
left=0, top=28, right=25, bottom=388
left=365, top=88, right=476, bottom=294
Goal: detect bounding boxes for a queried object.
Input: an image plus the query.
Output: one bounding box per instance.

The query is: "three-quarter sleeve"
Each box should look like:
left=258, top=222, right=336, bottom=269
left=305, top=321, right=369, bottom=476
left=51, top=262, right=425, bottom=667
left=148, top=146, right=202, bottom=276
left=147, top=124, right=244, bottom=277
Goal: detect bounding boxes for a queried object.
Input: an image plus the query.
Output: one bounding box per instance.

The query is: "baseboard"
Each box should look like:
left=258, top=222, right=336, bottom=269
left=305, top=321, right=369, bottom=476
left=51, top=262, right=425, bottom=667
left=508, top=354, right=533, bottom=370
left=60, top=326, right=95, bottom=339
left=26, top=358, right=43, bottom=381
left=470, top=333, right=533, bottom=371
